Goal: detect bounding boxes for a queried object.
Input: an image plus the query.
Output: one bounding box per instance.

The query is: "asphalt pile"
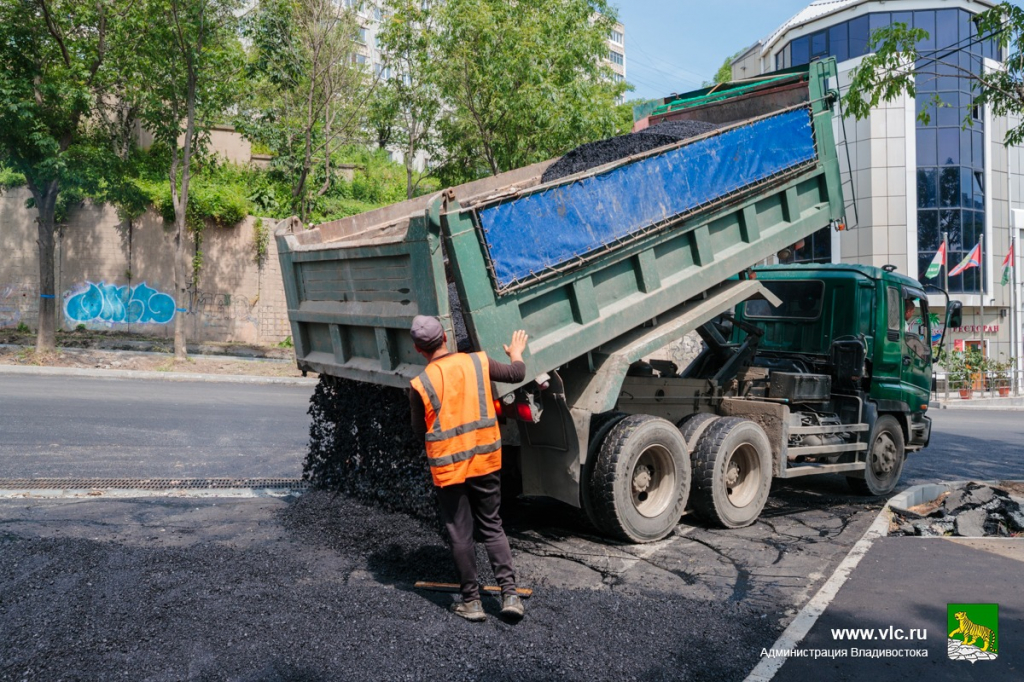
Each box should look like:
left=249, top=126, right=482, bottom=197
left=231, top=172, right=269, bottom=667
left=304, top=376, right=439, bottom=524
left=541, top=120, right=720, bottom=182
left=0, top=494, right=784, bottom=681
left=890, top=482, right=1024, bottom=537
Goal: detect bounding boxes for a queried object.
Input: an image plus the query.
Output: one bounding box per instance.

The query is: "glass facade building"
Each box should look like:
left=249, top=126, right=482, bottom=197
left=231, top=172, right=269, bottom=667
left=770, top=8, right=1001, bottom=291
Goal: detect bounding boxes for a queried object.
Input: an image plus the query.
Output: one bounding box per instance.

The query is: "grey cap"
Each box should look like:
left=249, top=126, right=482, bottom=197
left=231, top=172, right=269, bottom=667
left=410, top=315, right=444, bottom=350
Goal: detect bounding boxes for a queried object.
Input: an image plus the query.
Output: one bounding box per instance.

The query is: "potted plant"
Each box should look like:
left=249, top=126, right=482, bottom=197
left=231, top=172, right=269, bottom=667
left=944, top=350, right=975, bottom=400
left=989, top=355, right=1014, bottom=397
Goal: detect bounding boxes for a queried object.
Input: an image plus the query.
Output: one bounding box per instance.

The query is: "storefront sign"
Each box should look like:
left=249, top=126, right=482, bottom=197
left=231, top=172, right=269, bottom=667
left=950, top=325, right=1000, bottom=333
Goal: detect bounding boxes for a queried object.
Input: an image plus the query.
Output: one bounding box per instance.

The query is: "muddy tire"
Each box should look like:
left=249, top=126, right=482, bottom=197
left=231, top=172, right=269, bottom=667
left=691, top=417, right=772, bottom=528
left=588, top=414, right=690, bottom=543
left=677, top=413, right=720, bottom=453
left=847, top=415, right=905, bottom=496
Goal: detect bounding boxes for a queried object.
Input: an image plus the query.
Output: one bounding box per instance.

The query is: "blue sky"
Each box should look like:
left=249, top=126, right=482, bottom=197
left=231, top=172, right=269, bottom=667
left=615, top=1, right=812, bottom=101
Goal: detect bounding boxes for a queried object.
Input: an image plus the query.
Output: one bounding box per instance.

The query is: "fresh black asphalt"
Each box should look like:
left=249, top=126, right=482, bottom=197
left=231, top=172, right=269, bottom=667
left=0, top=493, right=780, bottom=682
left=2, top=372, right=1023, bottom=680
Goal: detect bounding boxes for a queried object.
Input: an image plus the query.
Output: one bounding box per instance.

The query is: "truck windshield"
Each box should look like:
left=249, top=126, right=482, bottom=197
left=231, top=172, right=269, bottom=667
left=745, top=280, right=824, bottom=320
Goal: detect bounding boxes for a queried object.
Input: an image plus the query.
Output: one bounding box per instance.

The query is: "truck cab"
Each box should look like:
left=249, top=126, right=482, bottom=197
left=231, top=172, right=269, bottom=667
left=740, top=264, right=935, bottom=452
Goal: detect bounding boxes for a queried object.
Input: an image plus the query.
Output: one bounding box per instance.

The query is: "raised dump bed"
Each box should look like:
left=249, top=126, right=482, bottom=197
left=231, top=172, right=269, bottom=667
left=276, top=60, right=844, bottom=391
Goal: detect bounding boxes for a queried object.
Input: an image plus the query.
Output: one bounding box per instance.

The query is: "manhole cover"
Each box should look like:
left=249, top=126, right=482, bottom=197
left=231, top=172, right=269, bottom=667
left=0, top=478, right=309, bottom=491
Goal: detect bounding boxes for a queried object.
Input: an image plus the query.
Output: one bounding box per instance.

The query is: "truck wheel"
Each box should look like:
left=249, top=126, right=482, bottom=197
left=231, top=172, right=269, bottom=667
left=677, top=413, right=719, bottom=453
left=691, top=417, right=772, bottom=528
left=846, top=415, right=905, bottom=496
left=588, top=415, right=690, bottom=543
left=581, top=412, right=629, bottom=531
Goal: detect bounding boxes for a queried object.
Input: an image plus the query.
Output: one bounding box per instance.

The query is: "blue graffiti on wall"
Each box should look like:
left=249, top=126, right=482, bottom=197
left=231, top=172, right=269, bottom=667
left=65, top=282, right=176, bottom=324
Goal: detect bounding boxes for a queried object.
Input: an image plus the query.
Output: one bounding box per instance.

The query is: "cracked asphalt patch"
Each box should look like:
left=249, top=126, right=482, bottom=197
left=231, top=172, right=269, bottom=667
left=0, top=479, right=876, bottom=681
left=507, top=477, right=878, bottom=624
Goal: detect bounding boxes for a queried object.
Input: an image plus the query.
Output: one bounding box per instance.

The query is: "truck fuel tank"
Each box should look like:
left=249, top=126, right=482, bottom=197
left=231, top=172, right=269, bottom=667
left=769, top=372, right=831, bottom=402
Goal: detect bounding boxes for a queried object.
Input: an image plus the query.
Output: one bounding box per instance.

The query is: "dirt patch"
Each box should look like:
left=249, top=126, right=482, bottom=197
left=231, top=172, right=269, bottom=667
left=904, top=491, right=950, bottom=517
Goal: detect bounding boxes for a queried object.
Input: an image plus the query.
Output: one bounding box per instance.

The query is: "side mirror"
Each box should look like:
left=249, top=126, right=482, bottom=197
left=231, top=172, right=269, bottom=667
left=946, top=301, right=963, bottom=329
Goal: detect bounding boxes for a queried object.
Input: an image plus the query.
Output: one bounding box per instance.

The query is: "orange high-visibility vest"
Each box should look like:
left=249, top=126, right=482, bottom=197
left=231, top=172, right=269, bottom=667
left=410, top=351, right=501, bottom=487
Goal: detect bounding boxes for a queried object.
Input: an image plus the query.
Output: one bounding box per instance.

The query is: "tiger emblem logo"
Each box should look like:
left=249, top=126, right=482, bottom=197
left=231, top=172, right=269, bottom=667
left=948, top=609, right=998, bottom=659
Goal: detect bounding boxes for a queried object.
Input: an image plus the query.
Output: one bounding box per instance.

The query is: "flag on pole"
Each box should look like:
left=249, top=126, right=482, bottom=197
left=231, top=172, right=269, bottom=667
left=949, top=241, right=982, bottom=277
left=924, top=241, right=946, bottom=279
left=1001, top=243, right=1014, bottom=286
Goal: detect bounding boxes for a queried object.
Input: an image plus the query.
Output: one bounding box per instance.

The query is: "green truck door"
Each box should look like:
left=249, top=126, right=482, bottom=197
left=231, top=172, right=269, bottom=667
left=900, top=287, right=931, bottom=411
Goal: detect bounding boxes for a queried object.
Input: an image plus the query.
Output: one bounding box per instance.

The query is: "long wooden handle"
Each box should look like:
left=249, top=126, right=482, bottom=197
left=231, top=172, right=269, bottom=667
left=414, top=581, right=533, bottom=598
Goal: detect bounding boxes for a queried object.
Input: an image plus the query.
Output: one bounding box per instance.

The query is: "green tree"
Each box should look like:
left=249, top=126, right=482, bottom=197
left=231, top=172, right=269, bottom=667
left=613, top=98, right=645, bottom=137
left=130, top=0, right=243, bottom=359
left=238, top=0, right=371, bottom=220
left=431, top=0, right=627, bottom=183
left=0, top=0, right=139, bottom=351
left=844, top=2, right=1024, bottom=145
left=373, top=0, right=442, bottom=199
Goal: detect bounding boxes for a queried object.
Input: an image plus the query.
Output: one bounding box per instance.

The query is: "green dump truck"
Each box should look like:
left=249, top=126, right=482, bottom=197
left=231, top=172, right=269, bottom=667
left=275, top=59, right=961, bottom=542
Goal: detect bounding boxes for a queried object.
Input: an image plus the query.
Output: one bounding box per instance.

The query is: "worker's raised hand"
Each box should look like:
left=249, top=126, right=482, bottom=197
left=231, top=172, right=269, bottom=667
left=503, top=330, right=529, bottom=362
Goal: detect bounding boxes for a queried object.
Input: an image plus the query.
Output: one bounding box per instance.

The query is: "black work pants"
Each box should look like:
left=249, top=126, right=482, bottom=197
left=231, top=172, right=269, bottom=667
left=435, top=470, right=516, bottom=602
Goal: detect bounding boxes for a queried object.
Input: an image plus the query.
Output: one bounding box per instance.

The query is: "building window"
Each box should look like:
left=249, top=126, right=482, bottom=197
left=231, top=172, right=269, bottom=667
left=610, top=29, right=623, bottom=45
left=916, top=9, right=989, bottom=294
left=612, top=73, right=624, bottom=83
left=358, top=26, right=367, bottom=44
left=608, top=50, right=624, bottom=66
left=772, top=10, right=1001, bottom=72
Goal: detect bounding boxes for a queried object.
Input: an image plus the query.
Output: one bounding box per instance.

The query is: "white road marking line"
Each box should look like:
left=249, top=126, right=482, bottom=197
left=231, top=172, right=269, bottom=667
left=743, top=506, right=892, bottom=682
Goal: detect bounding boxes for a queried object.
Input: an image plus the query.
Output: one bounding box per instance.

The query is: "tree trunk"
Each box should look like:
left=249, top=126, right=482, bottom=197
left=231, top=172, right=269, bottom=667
left=32, top=181, right=59, bottom=353
left=173, top=211, right=188, bottom=361
left=170, top=67, right=201, bottom=361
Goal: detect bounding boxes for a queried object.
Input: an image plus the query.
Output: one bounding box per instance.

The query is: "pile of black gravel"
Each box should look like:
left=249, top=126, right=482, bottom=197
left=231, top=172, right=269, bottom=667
left=541, top=120, right=720, bottom=183
left=890, top=482, right=1024, bottom=537
left=0, top=494, right=785, bottom=681
left=304, top=376, right=438, bottom=523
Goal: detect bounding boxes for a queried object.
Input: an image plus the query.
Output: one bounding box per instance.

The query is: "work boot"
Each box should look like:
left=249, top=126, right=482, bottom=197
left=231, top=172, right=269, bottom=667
left=449, top=599, right=486, bottom=622
left=500, top=594, right=525, bottom=620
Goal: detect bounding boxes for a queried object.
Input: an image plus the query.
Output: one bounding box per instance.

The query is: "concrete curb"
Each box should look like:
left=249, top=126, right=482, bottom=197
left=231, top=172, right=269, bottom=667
left=933, top=400, right=1024, bottom=411
left=0, top=363, right=318, bottom=386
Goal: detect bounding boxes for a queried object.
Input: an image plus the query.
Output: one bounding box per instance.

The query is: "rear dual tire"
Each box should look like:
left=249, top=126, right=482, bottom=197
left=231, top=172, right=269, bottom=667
left=689, top=417, right=772, bottom=529
left=585, top=415, right=690, bottom=543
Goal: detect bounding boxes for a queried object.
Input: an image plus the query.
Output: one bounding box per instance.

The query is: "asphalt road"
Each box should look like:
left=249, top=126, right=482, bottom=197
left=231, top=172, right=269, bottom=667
left=0, top=374, right=314, bottom=479
left=2, top=373, right=1020, bottom=484
left=903, top=408, right=1024, bottom=485
left=1, top=374, right=1022, bottom=680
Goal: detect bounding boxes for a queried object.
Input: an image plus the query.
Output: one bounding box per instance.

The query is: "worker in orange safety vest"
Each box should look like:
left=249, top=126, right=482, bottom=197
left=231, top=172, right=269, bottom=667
left=409, top=315, right=527, bottom=622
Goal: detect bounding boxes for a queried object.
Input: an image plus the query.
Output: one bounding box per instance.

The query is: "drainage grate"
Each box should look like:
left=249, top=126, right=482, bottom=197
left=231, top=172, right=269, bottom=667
left=0, top=478, right=309, bottom=491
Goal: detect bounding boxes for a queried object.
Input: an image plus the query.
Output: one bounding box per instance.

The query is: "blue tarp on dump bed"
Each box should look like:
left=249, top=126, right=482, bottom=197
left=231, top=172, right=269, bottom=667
left=476, top=108, right=817, bottom=290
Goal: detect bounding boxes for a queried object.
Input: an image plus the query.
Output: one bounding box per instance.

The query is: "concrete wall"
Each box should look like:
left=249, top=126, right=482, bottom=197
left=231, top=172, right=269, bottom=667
left=137, top=124, right=254, bottom=166
left=0, top=187, right=291, bottom=346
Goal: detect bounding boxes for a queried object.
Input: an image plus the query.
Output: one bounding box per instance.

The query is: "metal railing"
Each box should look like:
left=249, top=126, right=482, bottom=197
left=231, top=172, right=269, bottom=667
left=935, top=367, right=1024, bottom=402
